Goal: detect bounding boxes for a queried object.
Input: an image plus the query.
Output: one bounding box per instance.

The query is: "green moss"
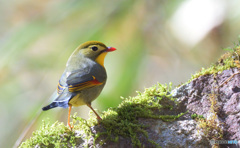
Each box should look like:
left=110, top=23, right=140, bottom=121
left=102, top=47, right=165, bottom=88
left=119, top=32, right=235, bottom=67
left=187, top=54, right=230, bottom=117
left=186, top=45, right=240, bottom=84
left=21, top=45, right=240, bottom=148
left=191, top=114, right=204, bottom=120
left=93, top=83, right=186, bottom=147
left=20, top=83, right=186, bottom=147
left=20, top=120, right=76, bottom=148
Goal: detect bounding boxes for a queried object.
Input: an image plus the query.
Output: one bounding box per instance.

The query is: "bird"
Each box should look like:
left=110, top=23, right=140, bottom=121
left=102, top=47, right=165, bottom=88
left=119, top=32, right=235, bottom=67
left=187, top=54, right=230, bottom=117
left=42, top=41, right=116, bottom=129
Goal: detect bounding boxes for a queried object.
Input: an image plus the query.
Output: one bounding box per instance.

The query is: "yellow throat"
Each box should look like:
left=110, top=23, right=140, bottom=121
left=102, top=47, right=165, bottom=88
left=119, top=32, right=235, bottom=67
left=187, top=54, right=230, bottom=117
left=95, top=52, right=108, bottom=67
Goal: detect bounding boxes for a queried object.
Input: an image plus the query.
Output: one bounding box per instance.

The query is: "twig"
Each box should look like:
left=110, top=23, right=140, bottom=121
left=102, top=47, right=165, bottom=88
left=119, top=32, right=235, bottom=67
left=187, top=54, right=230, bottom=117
left=218, top=72, right=240, bottom=88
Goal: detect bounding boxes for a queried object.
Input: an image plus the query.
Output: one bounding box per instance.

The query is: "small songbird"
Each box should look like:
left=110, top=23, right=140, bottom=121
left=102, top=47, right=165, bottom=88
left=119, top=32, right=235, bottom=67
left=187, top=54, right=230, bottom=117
left=42, top=41, right=116, bottom=129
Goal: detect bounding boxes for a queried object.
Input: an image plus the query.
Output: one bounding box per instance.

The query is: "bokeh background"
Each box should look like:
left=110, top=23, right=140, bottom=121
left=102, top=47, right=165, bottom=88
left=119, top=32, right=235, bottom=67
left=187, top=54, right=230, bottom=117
left=0, top=0, right=240, bottom=147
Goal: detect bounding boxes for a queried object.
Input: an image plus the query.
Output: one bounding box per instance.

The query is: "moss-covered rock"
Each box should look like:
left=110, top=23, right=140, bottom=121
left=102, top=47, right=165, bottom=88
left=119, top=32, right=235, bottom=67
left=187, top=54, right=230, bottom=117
left=20, top=44, right=240, bottom=148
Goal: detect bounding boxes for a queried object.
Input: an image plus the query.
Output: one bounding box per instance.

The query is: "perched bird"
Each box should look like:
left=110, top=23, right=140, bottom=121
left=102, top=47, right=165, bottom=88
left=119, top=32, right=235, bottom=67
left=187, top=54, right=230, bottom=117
left=42, top=41, right=116, bottom=129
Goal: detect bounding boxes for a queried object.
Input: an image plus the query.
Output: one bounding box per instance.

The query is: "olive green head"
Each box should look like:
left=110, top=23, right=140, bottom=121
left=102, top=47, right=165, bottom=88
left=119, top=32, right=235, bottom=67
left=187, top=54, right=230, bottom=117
left=73, top=41, right=116, bottom=66
left=76, top=41, right=107, bottom=60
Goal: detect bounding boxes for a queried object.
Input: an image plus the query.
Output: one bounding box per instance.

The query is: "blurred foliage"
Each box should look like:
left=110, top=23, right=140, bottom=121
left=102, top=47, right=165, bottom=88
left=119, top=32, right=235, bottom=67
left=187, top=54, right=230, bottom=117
left=0, top=0, right=240, bottom=147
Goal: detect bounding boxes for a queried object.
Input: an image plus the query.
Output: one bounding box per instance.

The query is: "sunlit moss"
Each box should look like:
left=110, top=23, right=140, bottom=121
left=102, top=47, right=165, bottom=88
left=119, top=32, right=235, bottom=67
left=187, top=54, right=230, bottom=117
left=19, top=120, right=76, bottom=148
left=20, top=45, right=240, bottom=148
left=94, top=83, right=186, bottom=147
left=20, top=83, right=186, bottom=147
left=186, top=45, right=240, bottom=84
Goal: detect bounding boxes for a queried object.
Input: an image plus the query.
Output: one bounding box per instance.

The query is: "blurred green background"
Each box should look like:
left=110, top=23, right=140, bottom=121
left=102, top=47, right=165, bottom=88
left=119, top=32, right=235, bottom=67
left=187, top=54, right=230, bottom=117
left=1, top=0, right=240, bottom=147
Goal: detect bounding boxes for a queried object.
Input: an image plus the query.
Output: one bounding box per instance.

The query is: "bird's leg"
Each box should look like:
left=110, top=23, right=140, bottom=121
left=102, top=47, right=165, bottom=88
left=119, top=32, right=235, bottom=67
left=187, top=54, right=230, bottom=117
left=68, top=104, right=73, bottom=130
left=87, top=104, right=102, bottom=121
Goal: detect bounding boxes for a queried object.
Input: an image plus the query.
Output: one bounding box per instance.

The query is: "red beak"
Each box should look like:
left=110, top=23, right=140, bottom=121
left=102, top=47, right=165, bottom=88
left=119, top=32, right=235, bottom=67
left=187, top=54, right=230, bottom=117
left=105, top=47, right=116, bottom=52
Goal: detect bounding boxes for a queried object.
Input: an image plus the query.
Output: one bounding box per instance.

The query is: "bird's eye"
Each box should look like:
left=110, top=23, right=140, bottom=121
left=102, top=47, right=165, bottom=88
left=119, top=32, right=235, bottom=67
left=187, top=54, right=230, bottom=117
left=91, top=46, right=98, bottom=51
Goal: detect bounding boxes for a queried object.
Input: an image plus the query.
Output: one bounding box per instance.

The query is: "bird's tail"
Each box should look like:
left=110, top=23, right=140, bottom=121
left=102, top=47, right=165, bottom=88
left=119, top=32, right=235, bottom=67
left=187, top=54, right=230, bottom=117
left=42, top=102, right=58, bottom=111
left=42, top=101, right=69, bottom=111
left=42, top=90, right=71, bottom=111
